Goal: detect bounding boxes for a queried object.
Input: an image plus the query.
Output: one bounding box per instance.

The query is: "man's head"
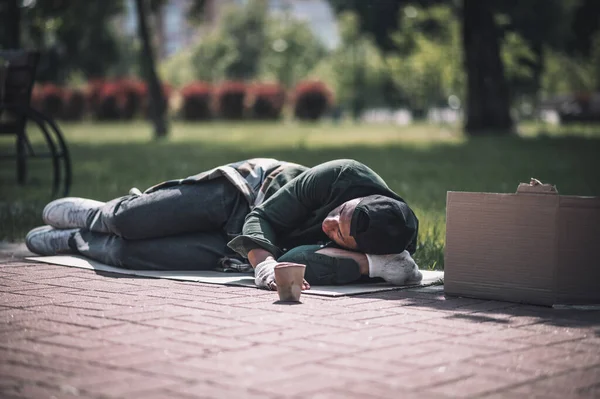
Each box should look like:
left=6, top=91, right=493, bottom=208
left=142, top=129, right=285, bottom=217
left=322, top=195, right=418, bottom=254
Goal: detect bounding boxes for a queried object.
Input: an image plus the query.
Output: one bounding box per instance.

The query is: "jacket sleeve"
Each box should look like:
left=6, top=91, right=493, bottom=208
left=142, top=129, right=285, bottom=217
left=227, top=161, right=343, bottom=258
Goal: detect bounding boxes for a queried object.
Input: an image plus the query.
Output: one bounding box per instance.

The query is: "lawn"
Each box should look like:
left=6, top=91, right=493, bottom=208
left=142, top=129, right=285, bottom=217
left=2, top=120, right=600, bottom=270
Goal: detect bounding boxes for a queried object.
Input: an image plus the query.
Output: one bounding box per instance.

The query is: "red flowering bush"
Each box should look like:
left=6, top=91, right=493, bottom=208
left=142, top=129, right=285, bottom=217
left=214, top=81, right=246, bottom=120
left=180, top=82, right=213, bottom=121
left=37, top=84, right=64, bottom=119
left=62, top=88, right=86, bottom=120
left=247, top=83, right=285, bottom=120
left=143, top=83, right=173, bottom=118
left=30, top=85, right=43, bottom=112
left=86, top=79, right=106, bottom=119
left=94, top=81, right=124, bottom=120
left=293, top=80, right=332, bottom=121
left=119, top=79, right=146, bottom=120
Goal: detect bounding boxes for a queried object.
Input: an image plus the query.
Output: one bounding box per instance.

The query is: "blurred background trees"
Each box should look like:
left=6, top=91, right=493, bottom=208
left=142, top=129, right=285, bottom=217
left=1, top=0, right=600, bottom=134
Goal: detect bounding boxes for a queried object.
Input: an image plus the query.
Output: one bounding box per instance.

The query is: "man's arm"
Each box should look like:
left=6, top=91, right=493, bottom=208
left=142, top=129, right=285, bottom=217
left=315, top=247, right=370, bottom=275
left=248, top=248, right=311, bottom=290
left=247, top=248, right=275, bottom=268
left=228, top=161, right=336, bottom=259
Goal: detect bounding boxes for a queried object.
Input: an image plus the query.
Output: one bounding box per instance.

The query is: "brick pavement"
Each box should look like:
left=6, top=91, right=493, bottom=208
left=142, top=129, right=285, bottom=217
left=1, top=244, right=599, bottom=399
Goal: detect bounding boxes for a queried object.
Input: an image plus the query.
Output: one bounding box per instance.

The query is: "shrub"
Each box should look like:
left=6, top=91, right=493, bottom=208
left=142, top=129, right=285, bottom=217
left=143, top=83, right=173, bottom=118
left=94, top=81, right=124, bottom=120
left=214, top=81, right=246, bottom=120
left=179, top=82, right=213, bottom=121
left=38, top=84, right=64, bottom=119
left=119, top=79, right=146, bottom=120
left=62, top=88, right=86, bottom=120
left=30, top=85, right=43, bottom=112
left=293, top=80, right=332, bottom=121
left=86, top=79, right=106, bottom=119
left=247, top=83, right=285, bottom=120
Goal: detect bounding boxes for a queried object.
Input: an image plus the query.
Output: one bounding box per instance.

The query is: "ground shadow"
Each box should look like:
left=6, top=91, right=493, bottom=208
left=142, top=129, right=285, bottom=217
left=349, top=287, right=600, bottom=329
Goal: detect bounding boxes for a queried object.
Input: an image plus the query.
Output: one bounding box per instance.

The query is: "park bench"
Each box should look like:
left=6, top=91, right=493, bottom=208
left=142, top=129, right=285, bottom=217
left=0, top=49, right=71, bottom=197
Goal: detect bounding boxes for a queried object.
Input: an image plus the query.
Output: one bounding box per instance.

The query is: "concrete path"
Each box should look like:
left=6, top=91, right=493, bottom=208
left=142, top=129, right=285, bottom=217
left=1, top=244, right=599, bottom=398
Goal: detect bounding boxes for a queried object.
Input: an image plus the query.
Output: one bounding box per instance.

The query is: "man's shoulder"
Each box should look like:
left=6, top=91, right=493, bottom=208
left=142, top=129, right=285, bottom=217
left=310, top=159, right=367, bottom=169
left=307, top=159, right=378, bottom=179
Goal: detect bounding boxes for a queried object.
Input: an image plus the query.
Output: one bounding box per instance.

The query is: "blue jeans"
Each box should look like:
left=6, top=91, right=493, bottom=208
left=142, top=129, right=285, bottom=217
left=71, top=178, right=250, bottom=270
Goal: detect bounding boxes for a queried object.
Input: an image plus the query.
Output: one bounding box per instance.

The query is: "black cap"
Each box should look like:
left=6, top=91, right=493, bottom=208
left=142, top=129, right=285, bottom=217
left=350, top=195, right=418, bottom=254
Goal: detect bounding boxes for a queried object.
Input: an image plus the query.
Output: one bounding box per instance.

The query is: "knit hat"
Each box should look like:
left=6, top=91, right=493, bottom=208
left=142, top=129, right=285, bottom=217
left=350, top=195, right=418, bottom=254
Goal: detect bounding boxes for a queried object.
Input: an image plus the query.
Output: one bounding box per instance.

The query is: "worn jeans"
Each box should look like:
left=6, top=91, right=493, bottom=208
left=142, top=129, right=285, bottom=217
left=68, top=178, right=367, bottom=285
left=70, top=178, right=250, bottom=270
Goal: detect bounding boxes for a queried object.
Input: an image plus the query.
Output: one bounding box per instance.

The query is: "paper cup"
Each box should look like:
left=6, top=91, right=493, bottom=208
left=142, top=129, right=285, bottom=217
left=274, top=262, right=306, bottom=302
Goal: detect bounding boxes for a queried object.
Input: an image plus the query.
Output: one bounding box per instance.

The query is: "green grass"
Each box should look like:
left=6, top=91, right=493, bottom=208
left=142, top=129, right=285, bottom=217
left=2, top=120, right=600, bottom=270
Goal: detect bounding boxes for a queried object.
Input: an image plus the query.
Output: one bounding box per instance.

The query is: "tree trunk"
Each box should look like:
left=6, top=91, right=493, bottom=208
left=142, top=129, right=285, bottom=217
left=1, top=0, right=20, bottom=48
left=531, top=41, right=544, bottom=121
left=462, top=0, right=513, bottom=135
left=135, top=0, right=168, bottom=138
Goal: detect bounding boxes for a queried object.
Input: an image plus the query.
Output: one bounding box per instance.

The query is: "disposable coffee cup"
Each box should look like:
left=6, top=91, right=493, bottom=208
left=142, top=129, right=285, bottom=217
left=274, top=262, right=306, bottom=302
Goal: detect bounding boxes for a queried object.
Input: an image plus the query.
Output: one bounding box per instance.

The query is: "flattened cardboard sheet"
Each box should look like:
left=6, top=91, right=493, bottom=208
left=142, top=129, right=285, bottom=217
left=26, top=255, right=444, bottom=298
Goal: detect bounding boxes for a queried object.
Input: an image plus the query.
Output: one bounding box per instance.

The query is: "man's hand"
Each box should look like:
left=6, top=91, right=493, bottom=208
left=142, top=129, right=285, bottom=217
left=366, top=250, right=422, bottom=285
left=254, top=258, right=310, bottom=291
left=254, top=258, right=277, bottom=290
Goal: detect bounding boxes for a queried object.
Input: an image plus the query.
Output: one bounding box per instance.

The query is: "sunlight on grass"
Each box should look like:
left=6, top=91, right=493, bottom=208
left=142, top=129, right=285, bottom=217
left=34, top=120, right=466, bottom=149
left=2, top=121, right=600, bottom=271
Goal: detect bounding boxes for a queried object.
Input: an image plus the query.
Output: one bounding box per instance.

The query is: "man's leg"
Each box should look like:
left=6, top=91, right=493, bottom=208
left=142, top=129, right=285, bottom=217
left=72, top=229, right=230, bottom=271
left=86, top=178, right=249, bottom=240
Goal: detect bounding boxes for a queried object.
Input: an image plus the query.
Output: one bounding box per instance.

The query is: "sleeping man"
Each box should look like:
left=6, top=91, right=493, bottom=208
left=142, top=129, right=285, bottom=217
left=26, top=158, right=423, bottom=290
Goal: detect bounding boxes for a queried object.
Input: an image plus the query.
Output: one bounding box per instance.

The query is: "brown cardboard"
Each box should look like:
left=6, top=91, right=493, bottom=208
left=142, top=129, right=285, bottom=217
left=444, top=182, right=600, bottom=306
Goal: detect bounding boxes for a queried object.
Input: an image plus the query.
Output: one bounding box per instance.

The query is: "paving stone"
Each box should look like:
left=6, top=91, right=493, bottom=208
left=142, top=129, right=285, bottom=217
left=1, top=258, right=598, bottom=398
left=81, top=373, right=182, bottom=398
left=424, top=373, right=527, bottom=398
left=468, top=345, right=585, bottom=376
left=508, top=366, right=600, bottom=398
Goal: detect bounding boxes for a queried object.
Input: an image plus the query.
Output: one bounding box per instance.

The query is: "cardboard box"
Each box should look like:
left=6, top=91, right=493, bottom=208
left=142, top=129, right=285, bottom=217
left=444, top=181, right=600, bottom=307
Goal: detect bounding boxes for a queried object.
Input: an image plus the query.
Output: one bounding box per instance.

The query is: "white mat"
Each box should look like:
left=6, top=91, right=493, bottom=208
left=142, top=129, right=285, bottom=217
left=26, top=255, right=444, bottom=297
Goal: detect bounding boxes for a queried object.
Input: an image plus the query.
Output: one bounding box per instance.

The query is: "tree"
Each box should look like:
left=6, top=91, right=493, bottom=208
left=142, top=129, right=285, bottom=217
left=312, top=11, right=388, bottom=116
left=11, top=0, right=125, bottom=82
left=567, top=0, right=600, bottom=57
left=190, top=0, right=270, bottom=82
left=327, top=0, right=445, bottom=52
left=387, top=5, right=464, bottom=114
left=462, top=0, right=513, bottom=135
left=492, top=0, right=577, bottom=107
left=261, top=14, right=327, bottom=88
left=135, top=0, right=168, bottom=138
left=0, top=0, right=20, bottom=48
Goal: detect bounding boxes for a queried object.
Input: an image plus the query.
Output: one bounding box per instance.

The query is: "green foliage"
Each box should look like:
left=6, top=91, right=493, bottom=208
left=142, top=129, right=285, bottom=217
left=500, top=30, right=537, bottom=95
left=19, top=0, right=125, bottom=82
left=190, top=32, right=239, bottom=82
left=260, top=15, right=327, bottom=88
left=495, top=0, right=576, bottom=51
left=591, top=31, right=600, bottom=90
left=189, top=0, right=268, bottom=81
left=541, top=49, right=595, bottom=96
left=159, top=48, right=196, bottom=87
left=383, top=4, right=538, bottom=112
left=539, top=22, right=600, bottom=96
left=309, top=12, right=389, bottom=111
left=386, top=5, right=463, bottom=112
left=163, top=0, right=326, bottom=87
left=186, top=0, right=209, bottom=25
left=3, top=122, right=600, bottom=271
left=326, top=0, right=444, bottom=52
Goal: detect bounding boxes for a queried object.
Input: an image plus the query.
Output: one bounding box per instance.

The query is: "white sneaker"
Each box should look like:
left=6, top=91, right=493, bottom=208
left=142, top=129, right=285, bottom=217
left=25, top=225, right=79, bottom=256
left=42, top=197, right=105, bottom=229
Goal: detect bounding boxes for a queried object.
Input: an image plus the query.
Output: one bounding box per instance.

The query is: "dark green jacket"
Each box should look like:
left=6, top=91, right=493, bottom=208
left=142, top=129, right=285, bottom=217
left=228, top=159, right=418, bottom=258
